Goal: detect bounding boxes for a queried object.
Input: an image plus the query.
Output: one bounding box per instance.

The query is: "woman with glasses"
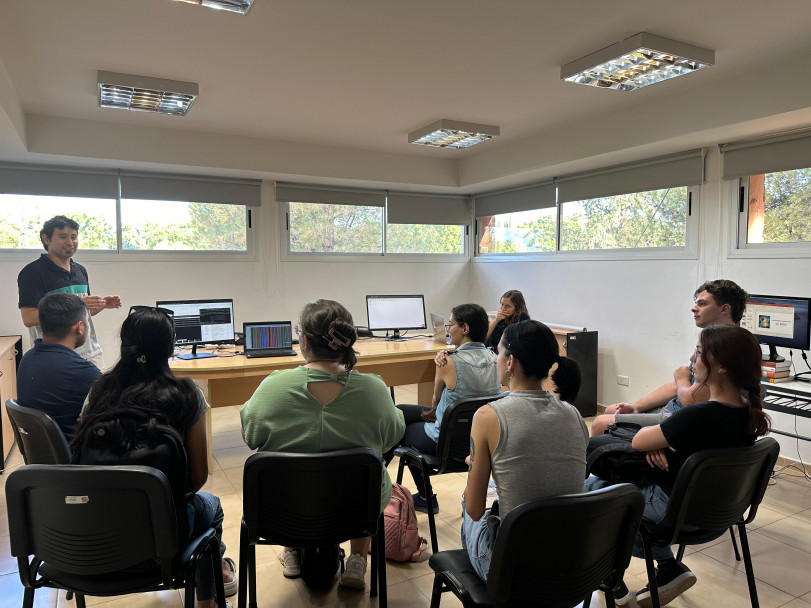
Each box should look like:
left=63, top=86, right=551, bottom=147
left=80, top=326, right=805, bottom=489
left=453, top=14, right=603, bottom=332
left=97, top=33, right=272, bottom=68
left=70, top=307, right=236, bottom=608
left=484, top=289, right=530, bottom=354
left=240, top=299, right=405, bottom=591
left=383, top=303, right=502, bottom=515
left=463, top=319, right=587, bottom=582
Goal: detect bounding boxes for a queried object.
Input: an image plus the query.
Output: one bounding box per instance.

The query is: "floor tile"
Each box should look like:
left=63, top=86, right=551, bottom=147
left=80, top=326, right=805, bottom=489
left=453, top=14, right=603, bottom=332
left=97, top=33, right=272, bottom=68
left=0, top=571, right=59, bottom=608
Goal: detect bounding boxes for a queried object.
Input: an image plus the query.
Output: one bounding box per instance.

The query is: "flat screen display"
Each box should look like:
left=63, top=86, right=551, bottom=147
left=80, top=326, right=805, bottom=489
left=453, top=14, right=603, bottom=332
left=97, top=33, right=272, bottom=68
left=739, top=294, right=811, bottom=359
left=366, top=295, right=426, bottom=339
left=156, top=299, right=236, bottom=347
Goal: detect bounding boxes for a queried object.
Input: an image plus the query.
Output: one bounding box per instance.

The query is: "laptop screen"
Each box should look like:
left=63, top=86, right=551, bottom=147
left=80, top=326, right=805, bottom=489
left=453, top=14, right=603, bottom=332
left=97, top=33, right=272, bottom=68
left=244, top=322, right=293, bottom=350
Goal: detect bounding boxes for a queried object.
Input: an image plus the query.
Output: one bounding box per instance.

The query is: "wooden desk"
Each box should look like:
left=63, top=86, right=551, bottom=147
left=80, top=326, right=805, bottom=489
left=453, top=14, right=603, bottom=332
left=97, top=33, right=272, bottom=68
left=170, top=337, right=450, bottom=408
left=0, top=335, right=22, bottom=469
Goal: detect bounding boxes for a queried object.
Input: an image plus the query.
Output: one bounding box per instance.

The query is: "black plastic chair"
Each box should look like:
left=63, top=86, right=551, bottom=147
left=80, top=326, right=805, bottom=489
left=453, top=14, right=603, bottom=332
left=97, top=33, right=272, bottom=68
left=6, top=398, right=72, bottom=464
left=395, top=393, right=507, bottom=553
left=5, top=464, right=225, bottom=608
left=639, top=437, right=780, bottom=608
left=238, top=448, right=387, bottom=608
left=429, top=484, right=645, bottom=608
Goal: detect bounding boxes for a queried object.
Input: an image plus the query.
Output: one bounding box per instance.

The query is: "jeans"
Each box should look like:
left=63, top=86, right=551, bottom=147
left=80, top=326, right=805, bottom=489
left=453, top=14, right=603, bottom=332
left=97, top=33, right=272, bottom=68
left=460, top=498, right=502, bottom=582
left=583, top=476, right=673, bottom=561
left=191, top=491, right=227, bottom=601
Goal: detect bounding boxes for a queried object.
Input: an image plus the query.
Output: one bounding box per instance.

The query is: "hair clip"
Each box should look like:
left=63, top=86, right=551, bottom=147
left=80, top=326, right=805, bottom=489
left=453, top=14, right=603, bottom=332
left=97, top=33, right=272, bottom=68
left=136, top=355, right=147, bottom=364
left=323, top=327, right=351, bottom=351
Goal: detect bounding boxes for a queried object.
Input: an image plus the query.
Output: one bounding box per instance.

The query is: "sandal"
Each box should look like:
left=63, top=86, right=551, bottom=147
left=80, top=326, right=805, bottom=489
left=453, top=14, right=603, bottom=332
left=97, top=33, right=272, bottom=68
left=223, top=557, right=238, bottom=597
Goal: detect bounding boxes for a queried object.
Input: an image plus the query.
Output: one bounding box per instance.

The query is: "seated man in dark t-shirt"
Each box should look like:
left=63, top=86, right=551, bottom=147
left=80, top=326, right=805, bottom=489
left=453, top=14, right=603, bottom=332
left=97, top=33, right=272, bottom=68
left=16, top=292, right=102, bottom=439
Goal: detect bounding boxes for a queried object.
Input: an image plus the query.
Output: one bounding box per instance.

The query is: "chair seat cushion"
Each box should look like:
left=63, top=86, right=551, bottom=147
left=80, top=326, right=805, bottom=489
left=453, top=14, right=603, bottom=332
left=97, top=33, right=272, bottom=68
left=429, top=550, right=494, bottom=607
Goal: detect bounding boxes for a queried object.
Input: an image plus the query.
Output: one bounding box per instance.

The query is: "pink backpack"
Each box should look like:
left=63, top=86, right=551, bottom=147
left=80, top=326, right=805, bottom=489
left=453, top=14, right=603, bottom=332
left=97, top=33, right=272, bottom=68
left=384, top=483, right=427, bottom=562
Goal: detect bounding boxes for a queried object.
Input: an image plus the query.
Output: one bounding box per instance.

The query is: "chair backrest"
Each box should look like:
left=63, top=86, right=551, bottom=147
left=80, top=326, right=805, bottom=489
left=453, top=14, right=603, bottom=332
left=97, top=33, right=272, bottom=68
left=486, top=484, right=644, bottom=607
left=658, top=437, right=780, bottom=545
left=6, top=398, right=72, bottom=464
left=435, top=393, right=507, bottom=463
left=242, top=447, right=383, bottom=547
left=5, top=464, right=180, bottom=587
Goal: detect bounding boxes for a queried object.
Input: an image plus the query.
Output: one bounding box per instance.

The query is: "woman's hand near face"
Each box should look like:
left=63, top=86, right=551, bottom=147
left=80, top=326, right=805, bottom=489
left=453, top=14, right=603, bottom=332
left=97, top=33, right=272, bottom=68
left=434, top=350, right=449, bottom=367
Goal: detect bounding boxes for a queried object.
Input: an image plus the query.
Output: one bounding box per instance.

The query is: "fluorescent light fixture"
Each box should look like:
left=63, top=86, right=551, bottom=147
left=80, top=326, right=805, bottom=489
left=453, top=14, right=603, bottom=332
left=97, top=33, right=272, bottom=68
left=561, top=32, right=714, bottom=92
left=409, top=119, right=500, bottom=149
left=97, top=71, right=199, bottom=116
left=172, top=0, right=255, bottom=14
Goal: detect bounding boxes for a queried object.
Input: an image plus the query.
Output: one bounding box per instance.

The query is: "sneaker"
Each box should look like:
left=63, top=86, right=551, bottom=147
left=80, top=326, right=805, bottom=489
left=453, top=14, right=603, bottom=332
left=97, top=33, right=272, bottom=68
left=279, top=549, right=301, bottom=579
left=412, top=492, right=439, bottom=514
left=223, top=557, right=238, bottom=597
left=635, top=561, right=697, bottom=607
left=612, top=580, right=633, bottom=606
left=339, top=553, right=367, bottom=589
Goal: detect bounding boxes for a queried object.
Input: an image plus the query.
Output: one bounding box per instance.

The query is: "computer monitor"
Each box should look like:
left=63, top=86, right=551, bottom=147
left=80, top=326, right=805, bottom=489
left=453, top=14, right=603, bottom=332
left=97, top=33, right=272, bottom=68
left=366, top=295, right=427, bottom=341
left=739, top=294, right=811, bottom=362
left=156, top=298, right=236, bottom=359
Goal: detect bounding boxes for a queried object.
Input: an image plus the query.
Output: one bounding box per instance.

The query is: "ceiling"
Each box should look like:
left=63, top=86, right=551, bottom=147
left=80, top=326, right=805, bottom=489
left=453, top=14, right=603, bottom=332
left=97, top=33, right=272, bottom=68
left=1, top=0, right=811, bottom=193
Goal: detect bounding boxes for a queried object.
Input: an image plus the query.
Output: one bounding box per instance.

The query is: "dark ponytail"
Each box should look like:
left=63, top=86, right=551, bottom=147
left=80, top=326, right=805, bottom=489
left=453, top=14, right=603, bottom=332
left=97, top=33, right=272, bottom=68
left=501, top=320, right=581, bottom=403
left=299, top=299, right=359, bottom=370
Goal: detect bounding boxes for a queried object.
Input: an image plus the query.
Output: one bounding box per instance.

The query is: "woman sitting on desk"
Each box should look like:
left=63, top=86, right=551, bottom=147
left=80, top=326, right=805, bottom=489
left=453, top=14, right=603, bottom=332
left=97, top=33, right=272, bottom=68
left=485, top=289, right=530, bottom=354
left=463, top=319, right=587, bottom=582
left=383, top=303, right=502, bottom=515
left=240, top=299, right=405, bottom=591
left=70, top=307, right=237, bottom=608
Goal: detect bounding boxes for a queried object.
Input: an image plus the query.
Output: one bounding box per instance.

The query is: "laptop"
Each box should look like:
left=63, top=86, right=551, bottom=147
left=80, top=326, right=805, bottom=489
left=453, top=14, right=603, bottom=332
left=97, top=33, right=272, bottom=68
left=430, top=313, right=450, bottom=345
left=243, top=321, right=298, bottom=358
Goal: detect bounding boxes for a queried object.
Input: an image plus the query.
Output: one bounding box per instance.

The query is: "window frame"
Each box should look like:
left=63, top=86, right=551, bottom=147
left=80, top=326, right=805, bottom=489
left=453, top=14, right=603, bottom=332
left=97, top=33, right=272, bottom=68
left=475, top=185, right=701, bottom=262
left=730, top=173, right=811, bottom=259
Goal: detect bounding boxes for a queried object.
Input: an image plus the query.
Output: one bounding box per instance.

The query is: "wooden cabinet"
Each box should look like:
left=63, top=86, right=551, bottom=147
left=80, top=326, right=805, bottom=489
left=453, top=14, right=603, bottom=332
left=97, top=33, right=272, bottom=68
left=548, top=324, right=598, bottom=418
left=0, top=335, right=22, bottom=467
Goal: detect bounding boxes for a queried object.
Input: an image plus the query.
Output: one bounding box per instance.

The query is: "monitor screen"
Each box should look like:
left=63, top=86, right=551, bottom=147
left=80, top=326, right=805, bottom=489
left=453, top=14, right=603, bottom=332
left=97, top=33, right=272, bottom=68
left=156, top=299, right=236, bottom=348
left=739, top=294, right=811, bottom=361
left=366, top=295, right=427, bottom=340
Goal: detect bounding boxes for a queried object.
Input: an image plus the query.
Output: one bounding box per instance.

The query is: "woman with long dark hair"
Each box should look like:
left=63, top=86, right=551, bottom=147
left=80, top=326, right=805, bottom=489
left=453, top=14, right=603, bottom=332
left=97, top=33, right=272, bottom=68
left=586, top=324, right=771, bottom=607
left=241, top=299, right=405, bottom=591
left=71, top=307, right=236, bottom=608
left=462, top=319, right=587, bottom=581
left=484, top=289, right=530, bottom=354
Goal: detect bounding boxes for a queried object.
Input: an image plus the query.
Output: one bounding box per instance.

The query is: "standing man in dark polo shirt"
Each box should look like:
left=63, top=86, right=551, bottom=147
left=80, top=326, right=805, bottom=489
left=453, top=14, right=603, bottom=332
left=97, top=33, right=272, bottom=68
left=17, top=215, right=121, bottom=369
left=16, top=293, right=102, bottom=439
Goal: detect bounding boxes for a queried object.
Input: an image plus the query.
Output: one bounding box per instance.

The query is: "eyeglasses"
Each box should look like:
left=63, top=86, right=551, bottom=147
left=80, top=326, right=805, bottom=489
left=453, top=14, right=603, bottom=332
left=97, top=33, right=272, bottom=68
left=129, top=305, right=175, bottom=321
left=444, top=323, right=453, bottom=331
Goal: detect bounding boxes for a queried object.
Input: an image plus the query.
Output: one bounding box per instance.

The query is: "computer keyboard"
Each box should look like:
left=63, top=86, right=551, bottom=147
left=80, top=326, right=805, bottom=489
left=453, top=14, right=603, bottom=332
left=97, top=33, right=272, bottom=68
left=245, top=349, right=297, bottom=358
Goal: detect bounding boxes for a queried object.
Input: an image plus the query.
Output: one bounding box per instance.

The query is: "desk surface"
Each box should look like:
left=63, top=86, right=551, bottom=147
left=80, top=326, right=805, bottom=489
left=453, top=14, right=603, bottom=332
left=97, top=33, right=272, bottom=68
left=170, top=336, right=450, bottom=379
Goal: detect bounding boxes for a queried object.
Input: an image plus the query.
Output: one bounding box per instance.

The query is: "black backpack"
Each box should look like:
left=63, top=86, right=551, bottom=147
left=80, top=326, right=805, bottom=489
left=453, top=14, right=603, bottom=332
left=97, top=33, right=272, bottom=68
left=72, top=408, right=193, bottom=542
left=586, top=422, right=654, bottom=484
left=299, top=545, right=345, bottom=590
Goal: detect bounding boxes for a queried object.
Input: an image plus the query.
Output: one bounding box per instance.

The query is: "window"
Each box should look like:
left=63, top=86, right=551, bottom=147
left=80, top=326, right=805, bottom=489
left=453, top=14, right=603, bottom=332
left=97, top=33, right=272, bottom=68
left=477, top=208, right=556, bottom=254
left=386, top=224, right=465, bottom=254
left=0, top=194, right=117, bottom=250
left=560, top=186, right=689, bottom=250
left=288, top=202, right=383, bottom=254
left=121, top=199, right=248, bottom=251
left=741, top=168, right=811, bottom=245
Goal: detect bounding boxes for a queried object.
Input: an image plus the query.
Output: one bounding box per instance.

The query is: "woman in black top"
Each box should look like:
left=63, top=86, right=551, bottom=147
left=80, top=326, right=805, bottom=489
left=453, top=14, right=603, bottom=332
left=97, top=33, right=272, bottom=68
left=484, top=289, right=529, bottom=353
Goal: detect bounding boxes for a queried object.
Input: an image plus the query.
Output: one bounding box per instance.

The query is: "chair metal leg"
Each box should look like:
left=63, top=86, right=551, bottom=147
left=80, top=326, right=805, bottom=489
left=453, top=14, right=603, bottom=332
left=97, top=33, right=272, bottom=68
left=737, top=523, right=760, bottom=608
left=676, top=544, right=685, bottom=562
left=184, top=574, right=196, bottom=608
left=75, top=594, right=87, bottom=608
left=429, top=575, right=445, bottom=608
left=370, top=535, right=378, bottom=598
left=248, top=544, right=258, bottom=608
left=238, top=521, right=249, bottom=608
left=396, top=455, right=406, bottom=485
left=212, top=539, right=227, bottom=608
left=729, top=526, right=742, bottom=561
left=376, top=517, right=388, bottom=608
left=642, top=536, right=661, bottom=608
left=423, top=473, right=439, bottom=554
left=66, top=591, right=74, bottom=601
left=584, top=591, right=594, bottom=607
left=22, top=587, right=35, bottom=608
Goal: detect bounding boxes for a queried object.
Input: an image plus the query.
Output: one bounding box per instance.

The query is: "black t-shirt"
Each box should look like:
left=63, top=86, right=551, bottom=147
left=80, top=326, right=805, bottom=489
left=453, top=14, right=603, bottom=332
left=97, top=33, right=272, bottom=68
left=654, top=401, right=755, bottom=493
left=18, top=254, right=91, bottom=308
left=486, top=312, right=530, bottom=353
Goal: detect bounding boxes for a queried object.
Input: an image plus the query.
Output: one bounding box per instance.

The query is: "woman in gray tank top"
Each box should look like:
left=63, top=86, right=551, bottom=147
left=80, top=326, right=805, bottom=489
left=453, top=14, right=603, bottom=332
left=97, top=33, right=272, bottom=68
left=461, top=320, right=588, bottom=582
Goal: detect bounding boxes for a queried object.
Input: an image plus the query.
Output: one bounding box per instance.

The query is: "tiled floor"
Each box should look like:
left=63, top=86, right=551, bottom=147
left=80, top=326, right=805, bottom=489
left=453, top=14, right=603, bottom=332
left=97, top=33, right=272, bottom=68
left=3, top=384, right=811, bottom=608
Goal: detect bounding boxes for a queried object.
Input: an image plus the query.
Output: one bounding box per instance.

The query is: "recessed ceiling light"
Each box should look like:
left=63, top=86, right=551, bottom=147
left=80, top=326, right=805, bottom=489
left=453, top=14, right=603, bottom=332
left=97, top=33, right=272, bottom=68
left=172, top=0, right=255, bottom=15
left=97, top=71, right=199, bottom=116
left=408, top=119, right=500, bottom=149
left=561, top=32, right=714, bottom=92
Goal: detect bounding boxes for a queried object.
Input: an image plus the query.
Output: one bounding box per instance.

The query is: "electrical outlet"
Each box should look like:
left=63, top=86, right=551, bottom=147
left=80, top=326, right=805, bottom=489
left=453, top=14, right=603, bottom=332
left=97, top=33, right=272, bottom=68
left=616, top=375, right=630, bottom=386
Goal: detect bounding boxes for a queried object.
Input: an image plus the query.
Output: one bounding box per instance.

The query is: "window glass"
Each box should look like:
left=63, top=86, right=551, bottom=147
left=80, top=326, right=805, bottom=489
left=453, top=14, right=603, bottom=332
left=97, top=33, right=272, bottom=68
left=121, top=199, right=247, bottom=251
left=560, top=186, right=687, bottom=250
left=289, top=202, right=383, bottom=253
left=745, top=168, right=811, bottom=244
left=477, top=208, right=557, bottom=254
left=386, top=224, right=464, bottom=254
left=0, top=194, right=117, bottom=250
